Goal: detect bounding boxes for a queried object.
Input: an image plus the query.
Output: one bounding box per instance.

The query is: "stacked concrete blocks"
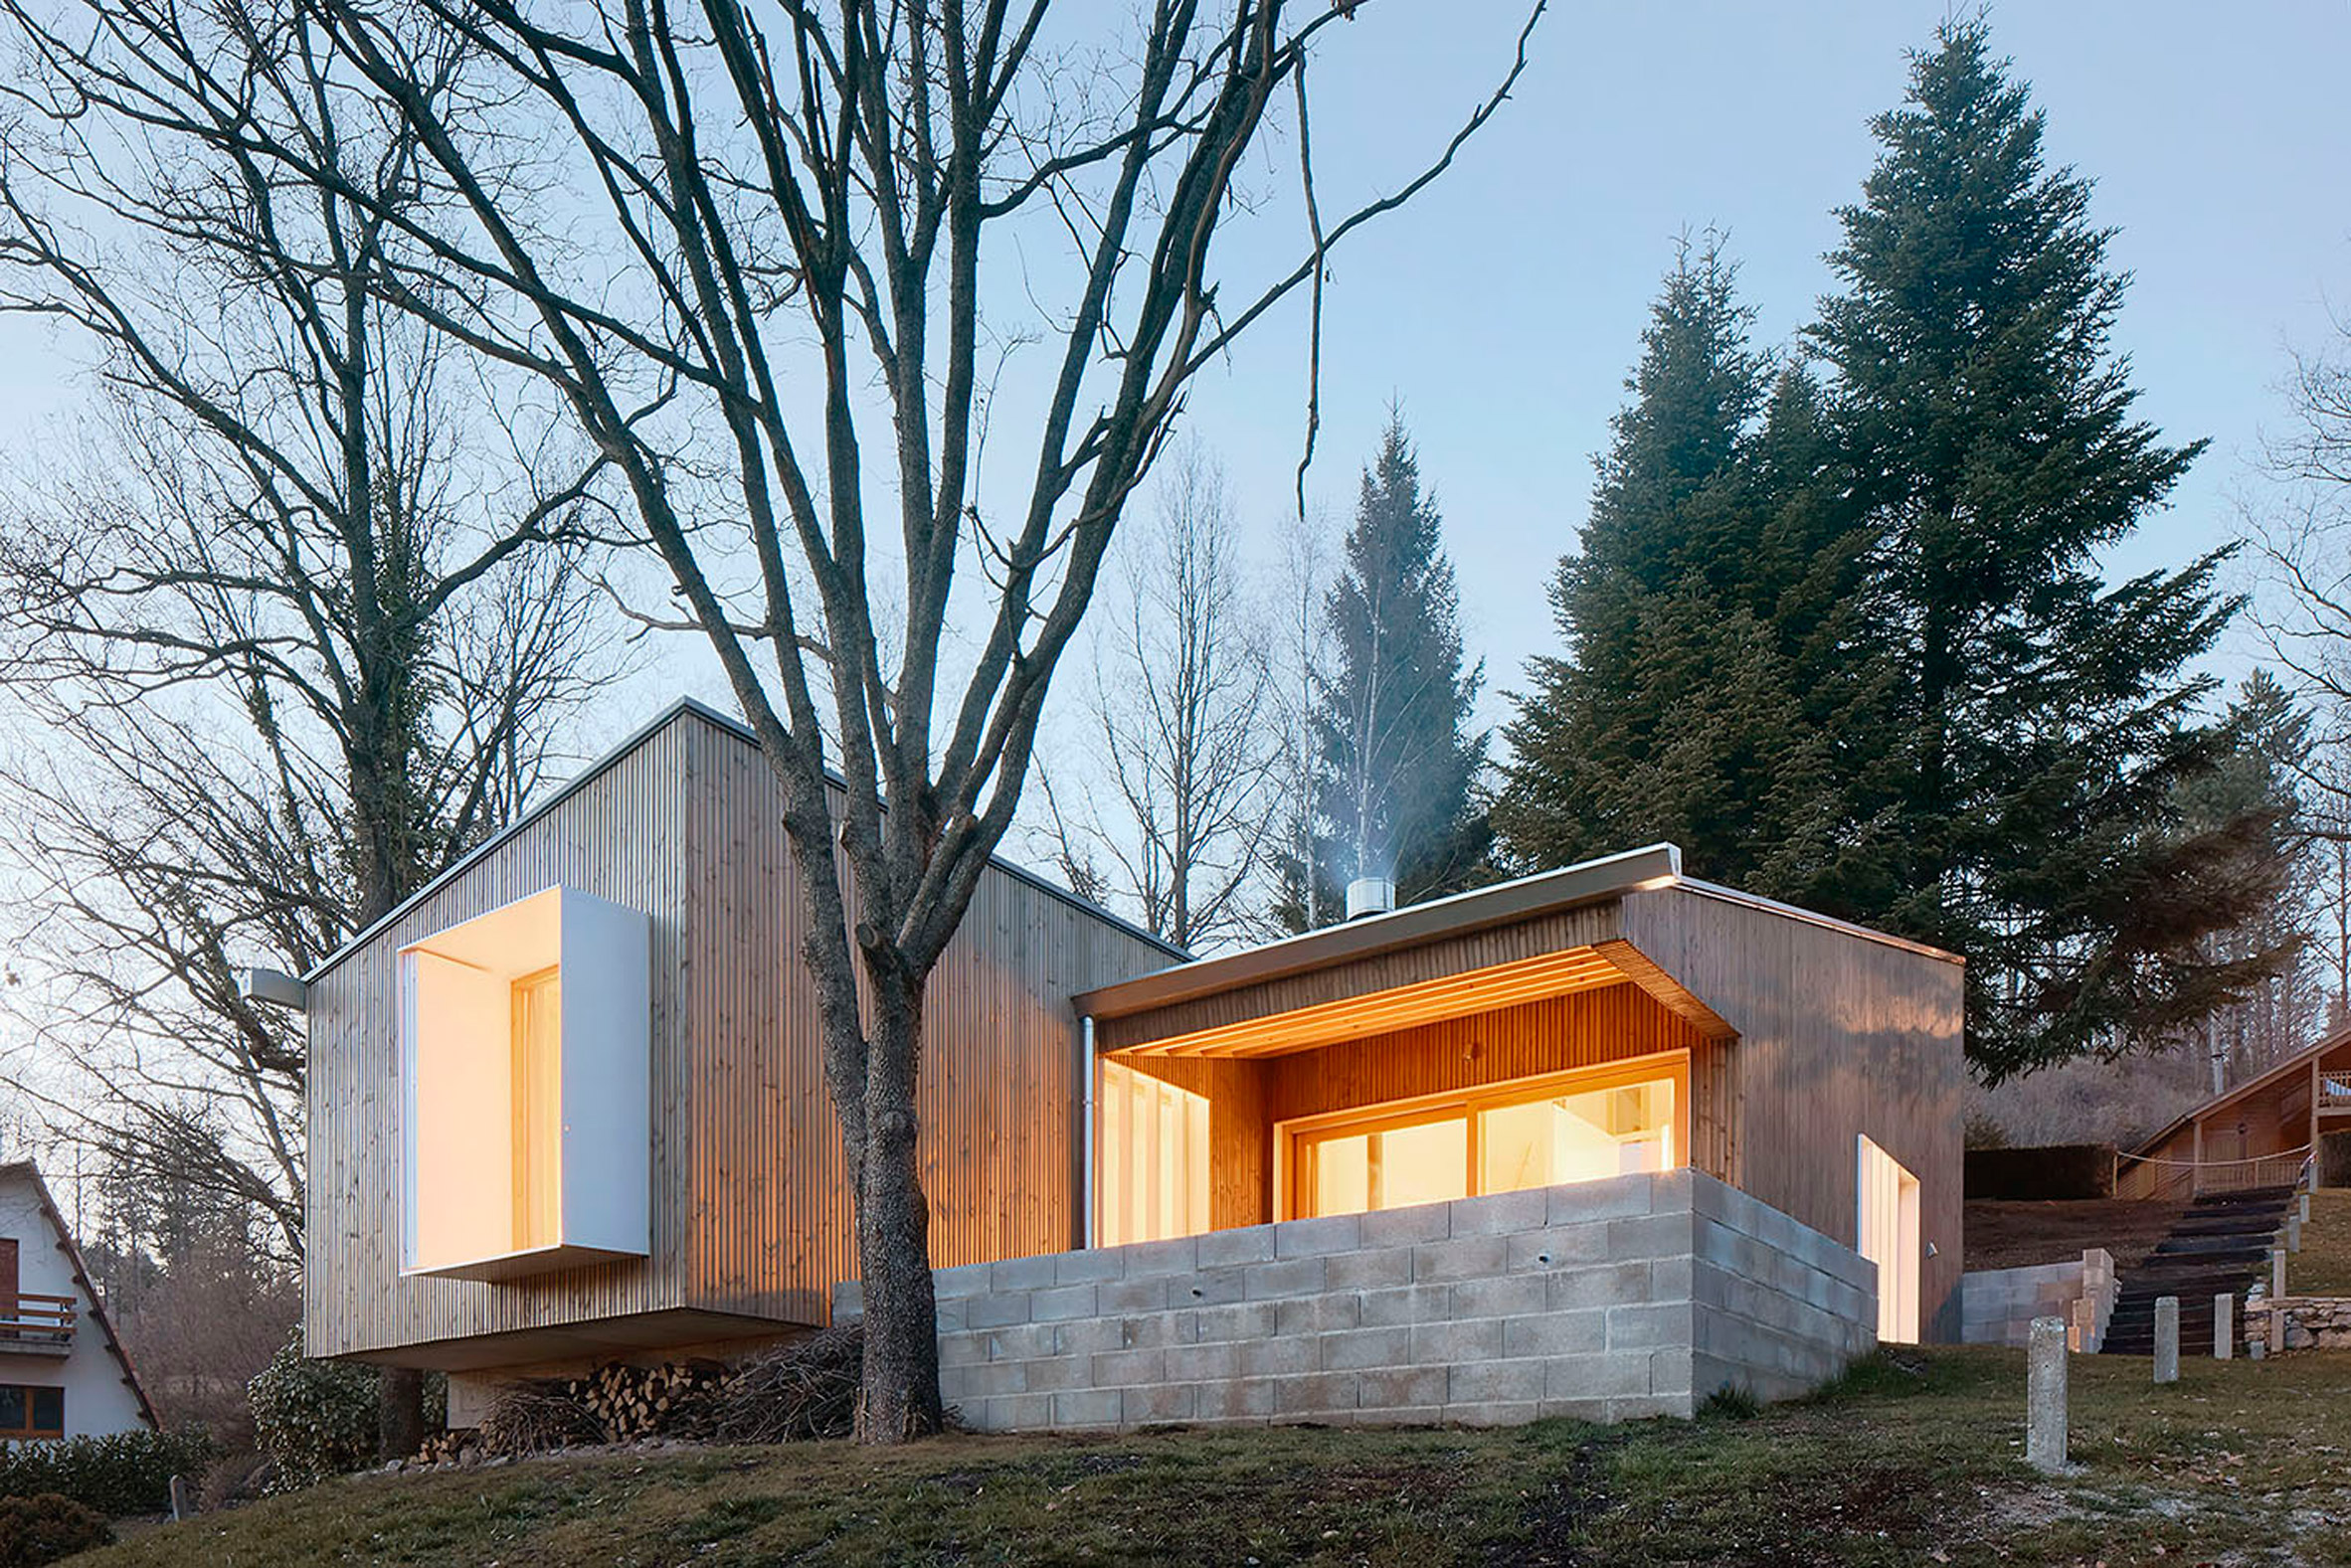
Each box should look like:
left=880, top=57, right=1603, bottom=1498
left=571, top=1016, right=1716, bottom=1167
left=833, top=1169, right=1878, bottom=1434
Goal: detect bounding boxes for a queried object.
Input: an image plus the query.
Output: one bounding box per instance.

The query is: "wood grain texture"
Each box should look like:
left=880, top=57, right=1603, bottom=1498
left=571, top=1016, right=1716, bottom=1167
left=1617, top=885, right=1965, bottom=1342
left=1116, top=983, right=1715, bottom=1227
left=305, top=707, right=1171, bottom=1365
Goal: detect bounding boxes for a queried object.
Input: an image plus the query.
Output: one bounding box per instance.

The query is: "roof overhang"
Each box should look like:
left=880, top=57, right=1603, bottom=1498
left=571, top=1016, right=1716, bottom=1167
left=1075, top=844, right=1685, bottom=1022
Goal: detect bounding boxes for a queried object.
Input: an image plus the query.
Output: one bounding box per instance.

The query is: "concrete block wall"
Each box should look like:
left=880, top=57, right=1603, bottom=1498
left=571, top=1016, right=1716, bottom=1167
left=1960, top=1249, right=2113, bottom=1349
left=832, top=1168, right=1876, bottom=1433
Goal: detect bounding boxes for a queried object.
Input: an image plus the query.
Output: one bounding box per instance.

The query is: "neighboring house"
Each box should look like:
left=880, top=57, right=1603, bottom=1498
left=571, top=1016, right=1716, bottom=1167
left=293, top=699, right=1964, bottom=1432
left=0, top=1161, right=157, bottom=1442
left=2120, top=1024, right=2351, bottom=1200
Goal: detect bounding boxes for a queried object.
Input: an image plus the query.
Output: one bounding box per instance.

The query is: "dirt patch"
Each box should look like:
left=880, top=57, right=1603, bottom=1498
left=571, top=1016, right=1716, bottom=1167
left=1965, top=1197, right=2185, bottom=1271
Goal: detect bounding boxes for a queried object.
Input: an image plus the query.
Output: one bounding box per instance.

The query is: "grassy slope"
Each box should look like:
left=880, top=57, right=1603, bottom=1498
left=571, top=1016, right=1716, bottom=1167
left=2289, top=1189, right=2351, bottom=1297
left=74, top=1347, right=2351, bottom=1567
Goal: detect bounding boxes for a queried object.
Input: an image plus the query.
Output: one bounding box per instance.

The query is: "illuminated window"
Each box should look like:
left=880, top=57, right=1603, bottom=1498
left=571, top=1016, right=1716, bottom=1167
left=400, top=887, right=651, bottom=1282
left=1284, top=1056, right=1686, bottom=1219
left=1856, top=1135, right=1921, bottom=1343
left=0, top=1384, right=63, bottom=1441
left=1096, top=1060, right=1210, bottom=1247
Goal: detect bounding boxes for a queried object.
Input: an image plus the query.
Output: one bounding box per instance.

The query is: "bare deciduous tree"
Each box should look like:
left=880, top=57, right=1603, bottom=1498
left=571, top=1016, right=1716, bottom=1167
left=0, top=0, right=621, bottom=1455
left=1040, top=443, right=1280, bottom=951
left=282, top=0, right=1541, bottom=1439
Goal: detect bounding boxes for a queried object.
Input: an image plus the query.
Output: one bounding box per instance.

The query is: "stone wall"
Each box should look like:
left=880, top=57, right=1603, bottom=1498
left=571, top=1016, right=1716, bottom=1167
left=1960, top=1249, right=2114, bottom=1351
left=2245, top=1296, right=2351, bottom=1353
left=832, top=1169, right=1876, bottom=1433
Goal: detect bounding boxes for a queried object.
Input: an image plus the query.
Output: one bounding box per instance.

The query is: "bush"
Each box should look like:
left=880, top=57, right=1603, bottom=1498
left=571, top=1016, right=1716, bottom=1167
left=0, top=1430, right=216, bottom=1516
left=248, top=1328, right=379, bottom=1491
left=0, top=1493, right=113, bottom=1567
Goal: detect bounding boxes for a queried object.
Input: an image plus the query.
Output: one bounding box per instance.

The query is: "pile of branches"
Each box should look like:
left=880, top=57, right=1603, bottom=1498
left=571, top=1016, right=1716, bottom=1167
left=480, top=1383, right=605, bottom=1456
left=712, top=1325, right=863, bottom=1444
left=564, top=1360, right=728, bottom=1443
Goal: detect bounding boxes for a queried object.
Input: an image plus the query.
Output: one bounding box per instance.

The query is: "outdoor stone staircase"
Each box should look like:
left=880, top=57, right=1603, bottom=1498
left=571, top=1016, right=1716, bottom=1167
left=2098, top=1185, right=2297, bottom=1357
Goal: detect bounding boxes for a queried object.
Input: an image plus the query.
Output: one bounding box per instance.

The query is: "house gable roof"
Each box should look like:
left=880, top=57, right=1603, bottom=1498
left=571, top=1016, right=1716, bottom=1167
left=0, top=1159, right=160, bottom=1429
left=303, top=697, right=1183, bottom=984
left=2130, top=1022, right=2351, bottom=1156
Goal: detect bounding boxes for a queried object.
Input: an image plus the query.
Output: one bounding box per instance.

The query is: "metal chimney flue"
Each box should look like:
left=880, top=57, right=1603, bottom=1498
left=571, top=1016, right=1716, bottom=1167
left=1345, top=876, right=1396, bottom=922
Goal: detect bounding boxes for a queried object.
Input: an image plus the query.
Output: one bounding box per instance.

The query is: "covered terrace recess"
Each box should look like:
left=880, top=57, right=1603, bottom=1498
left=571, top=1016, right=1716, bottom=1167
left=1075, top=847, right=1738, bottom=1243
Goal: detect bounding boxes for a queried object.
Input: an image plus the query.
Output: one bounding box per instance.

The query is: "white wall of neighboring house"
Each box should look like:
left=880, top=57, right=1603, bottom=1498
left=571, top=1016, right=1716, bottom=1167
left=0, top=1171, right=150, bottom=1441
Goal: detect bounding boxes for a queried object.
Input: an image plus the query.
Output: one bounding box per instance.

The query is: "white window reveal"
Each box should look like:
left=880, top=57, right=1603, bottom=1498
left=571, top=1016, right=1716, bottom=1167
left=399, top=886, right=651, bottom=1283
left=1856, top=1133, right=1921, bottom=1344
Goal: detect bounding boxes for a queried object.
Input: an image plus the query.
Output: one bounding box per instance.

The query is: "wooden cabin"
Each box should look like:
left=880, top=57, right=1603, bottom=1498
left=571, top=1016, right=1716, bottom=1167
left=1077, top=848, right=1967, bottom=1346
left=298, top=700, right=1176, bottom=1375
left=2119, top=1026, right=2351, bottom=1200
left=296, top=699, right=1966, bottom=1423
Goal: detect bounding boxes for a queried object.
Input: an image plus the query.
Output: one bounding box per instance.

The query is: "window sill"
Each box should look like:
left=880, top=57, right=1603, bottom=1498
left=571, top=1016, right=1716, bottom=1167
left=403, top=1243, right=646, bottom=1285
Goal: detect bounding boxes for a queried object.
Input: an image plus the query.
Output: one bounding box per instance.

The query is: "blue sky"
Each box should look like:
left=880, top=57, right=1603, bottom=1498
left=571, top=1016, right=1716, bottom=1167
left=1, top=2, right=2341, bottom=752
left=1169, top=2, right=2351, bottom=733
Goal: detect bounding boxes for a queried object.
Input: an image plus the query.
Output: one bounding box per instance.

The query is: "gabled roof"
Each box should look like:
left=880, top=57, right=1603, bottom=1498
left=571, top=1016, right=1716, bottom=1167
left=0, top=1159, right=159, bottom=1429
left=2130, top=1022, right=2351, bottom=1156
left=303, top=697, right=1184, bottom=984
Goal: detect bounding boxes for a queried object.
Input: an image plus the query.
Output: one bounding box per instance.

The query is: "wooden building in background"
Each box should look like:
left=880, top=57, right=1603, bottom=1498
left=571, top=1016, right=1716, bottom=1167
left=296, top=700, right=1968, bottom=1398
left=2120, top=1024, right=2351, bottom=1199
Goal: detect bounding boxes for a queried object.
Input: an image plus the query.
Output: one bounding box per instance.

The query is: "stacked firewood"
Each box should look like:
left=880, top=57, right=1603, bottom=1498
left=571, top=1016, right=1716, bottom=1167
left=414, top=1429, right=479, bottom=1465
left=564, top=1359, right=728, bottom=1442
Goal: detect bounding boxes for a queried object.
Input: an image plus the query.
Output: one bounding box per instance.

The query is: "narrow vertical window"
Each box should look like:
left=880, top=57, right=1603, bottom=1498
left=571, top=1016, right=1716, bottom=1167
left=1096, top=1060, right=1210, bottom=1247
left=510, top=965, right=563, bottom=1251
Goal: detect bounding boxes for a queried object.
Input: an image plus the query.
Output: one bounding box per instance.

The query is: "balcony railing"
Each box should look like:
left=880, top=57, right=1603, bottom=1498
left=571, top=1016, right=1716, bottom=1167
left=0, top=1294, right=76, bottom=1352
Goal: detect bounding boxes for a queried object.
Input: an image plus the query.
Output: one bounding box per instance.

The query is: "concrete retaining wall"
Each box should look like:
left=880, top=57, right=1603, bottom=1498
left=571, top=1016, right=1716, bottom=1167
left=1960, top=1249, right=2114, bottom=1350
left=832, top=1169, right=1876, bottom=1433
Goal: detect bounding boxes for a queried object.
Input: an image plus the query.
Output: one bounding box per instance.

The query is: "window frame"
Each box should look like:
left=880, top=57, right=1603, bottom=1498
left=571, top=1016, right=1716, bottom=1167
left=0, top=1383, right=64, bottom=1442
left=1276, top=1050, right=1691, bottom=1221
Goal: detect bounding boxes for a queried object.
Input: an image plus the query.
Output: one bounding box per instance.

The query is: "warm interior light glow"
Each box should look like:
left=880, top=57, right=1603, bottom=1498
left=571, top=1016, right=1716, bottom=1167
left=1284, top=1056, right=1687, bottom=1220
left=401, top=885, right=650, bottom=1281
left=1857, top=1134, right=1921, bottom=1343
left=511, top=965, right=563, bottom=1251
left=1097, top=1060, right=1210, bottom=1247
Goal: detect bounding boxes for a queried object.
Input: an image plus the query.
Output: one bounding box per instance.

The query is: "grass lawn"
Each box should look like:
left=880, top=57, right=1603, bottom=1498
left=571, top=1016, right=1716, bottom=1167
left=68, top=1346, right=2351, bottom=1567
left=2288, top=1188, right=2351, bottom=1298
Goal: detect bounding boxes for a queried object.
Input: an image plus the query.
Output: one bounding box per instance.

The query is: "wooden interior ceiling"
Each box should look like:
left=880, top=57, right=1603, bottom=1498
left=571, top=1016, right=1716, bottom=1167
left=1109, top=947, right=1648, bottom=1060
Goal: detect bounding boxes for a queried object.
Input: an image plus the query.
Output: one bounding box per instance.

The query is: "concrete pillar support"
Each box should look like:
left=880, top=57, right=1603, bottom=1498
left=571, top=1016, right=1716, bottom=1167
left=2274, top=1247, right=2288, bottom=1300
left=2027, top=1316, right=2068, bottom=1475
left=2214, top=1294, right=2234, bottom=1360
left=2153, top=1296, right=2180, bottom=1384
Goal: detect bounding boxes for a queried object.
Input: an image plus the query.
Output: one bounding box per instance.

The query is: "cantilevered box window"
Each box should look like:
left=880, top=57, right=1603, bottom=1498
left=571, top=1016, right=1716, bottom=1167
left=399, top=886, right=650, bottom=1283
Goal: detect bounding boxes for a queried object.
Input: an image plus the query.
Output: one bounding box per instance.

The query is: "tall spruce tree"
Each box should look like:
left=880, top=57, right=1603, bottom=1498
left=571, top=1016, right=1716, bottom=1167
left=1810, top=20, right=2286, bottom=1078
left=1496, top=239, right=1865, bottom=900
left=1290, top=415, right=1488, bottom=924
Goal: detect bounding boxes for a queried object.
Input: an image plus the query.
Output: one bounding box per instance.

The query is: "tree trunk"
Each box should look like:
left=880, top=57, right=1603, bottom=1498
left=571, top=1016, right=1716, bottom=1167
left=378, top=1366, right=427, bottom=1458
left=850, top=976, right=945, bottom=1444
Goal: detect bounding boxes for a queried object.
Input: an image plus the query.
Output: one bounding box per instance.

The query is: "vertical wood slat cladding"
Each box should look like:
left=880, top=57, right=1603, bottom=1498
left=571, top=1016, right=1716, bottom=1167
left=1118, top=983, right=1714, bottom=1227
left=1617, top=887, right=1965, bottom=1342
left=305, top=722, right=690, bottom=1359
left=1091, top=907, right=1624, bottom=1053
left=306, top=707, right=1172, bottom=1361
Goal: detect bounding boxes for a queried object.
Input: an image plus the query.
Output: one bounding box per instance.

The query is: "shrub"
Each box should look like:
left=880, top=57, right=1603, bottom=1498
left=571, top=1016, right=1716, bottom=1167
left=0, top=1430, right=217, bottom=1516
left=0, top=1493, right=113, bottom=1567
left=248, top=1328, right=379, bottom=1491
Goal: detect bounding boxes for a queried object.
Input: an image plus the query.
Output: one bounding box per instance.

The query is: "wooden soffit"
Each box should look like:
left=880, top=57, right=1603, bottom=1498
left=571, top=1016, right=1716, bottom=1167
left=1104, top=940, right=1734, bottom=1060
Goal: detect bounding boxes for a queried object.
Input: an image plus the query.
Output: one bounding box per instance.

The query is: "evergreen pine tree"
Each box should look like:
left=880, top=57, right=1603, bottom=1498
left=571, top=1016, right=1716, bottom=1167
left=1289, top=415, right=1488, bottom=925
left=1496, top=238, right=1862, bottom=900
left=1810, top=20, right=2288, bottom=1077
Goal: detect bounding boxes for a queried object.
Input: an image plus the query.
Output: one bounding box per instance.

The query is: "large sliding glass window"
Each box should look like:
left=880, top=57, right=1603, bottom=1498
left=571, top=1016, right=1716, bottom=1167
left=1096, top=1059, right=1211, bottom=1247
left=1283, top=1055, right=1686, bottom=1220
